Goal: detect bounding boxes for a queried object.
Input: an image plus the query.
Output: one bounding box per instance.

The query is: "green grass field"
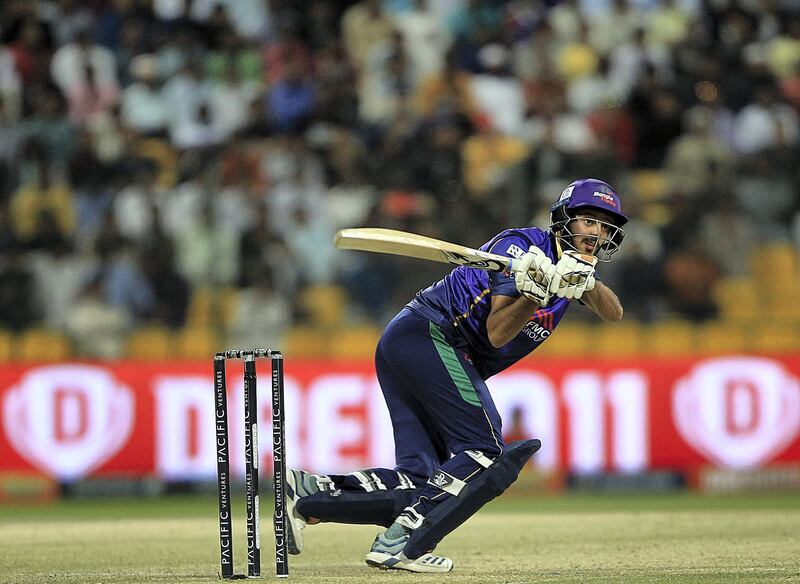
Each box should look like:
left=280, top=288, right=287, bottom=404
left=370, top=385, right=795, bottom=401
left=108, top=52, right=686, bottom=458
left=2, top=491, right=799, bottom=583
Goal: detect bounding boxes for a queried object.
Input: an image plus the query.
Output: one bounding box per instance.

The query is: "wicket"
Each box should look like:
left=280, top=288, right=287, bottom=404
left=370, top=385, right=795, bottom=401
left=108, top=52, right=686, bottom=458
left=214, top=348, right=288, bottom=579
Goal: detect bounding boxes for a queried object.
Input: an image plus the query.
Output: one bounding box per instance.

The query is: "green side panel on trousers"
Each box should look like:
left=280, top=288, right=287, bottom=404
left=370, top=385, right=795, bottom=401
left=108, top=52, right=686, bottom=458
left=429, top=321, right=482, bottom=407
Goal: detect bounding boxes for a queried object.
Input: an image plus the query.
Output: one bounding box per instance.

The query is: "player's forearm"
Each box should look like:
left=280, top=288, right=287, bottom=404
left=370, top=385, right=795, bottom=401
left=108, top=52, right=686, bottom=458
left=487, top=296, right=540, bottom=348
left=582, top=280, right=623, bottom=322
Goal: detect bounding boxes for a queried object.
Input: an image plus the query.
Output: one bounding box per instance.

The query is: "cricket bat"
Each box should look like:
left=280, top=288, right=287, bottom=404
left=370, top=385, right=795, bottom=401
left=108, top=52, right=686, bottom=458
left=334, top=227, right=523, bottom=272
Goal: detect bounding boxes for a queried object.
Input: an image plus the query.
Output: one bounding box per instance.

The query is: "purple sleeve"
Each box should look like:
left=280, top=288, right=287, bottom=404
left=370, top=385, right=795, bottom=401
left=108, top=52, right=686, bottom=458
left=485, top=230, right=548, bottom=298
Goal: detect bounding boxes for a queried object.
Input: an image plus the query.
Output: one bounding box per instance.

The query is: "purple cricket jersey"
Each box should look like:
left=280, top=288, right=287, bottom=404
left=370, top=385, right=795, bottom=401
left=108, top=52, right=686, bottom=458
left=406, top=227, right=572, bottom=380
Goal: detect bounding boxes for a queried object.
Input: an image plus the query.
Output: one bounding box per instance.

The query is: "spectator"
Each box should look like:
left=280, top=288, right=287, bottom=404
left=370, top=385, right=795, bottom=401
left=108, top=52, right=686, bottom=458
left=359, top=31, right=418, bottom=127
left=0, top=248, right=41, bottom=330
left=120, top=54, right=168, bottom=137
left=646, top=0, right=692, bottom=50
left=392, top=0, right=451, bottom=78
left=162, top=61, right=221, bottom=149
left=239, top=202, right=299, bottom=293
left=206, top=31, right=263, bottom=88
left=114, top=17, right=150, bottom=88
left=9, top=140, right=75, bottom=248
left=97, top=240, right=155, bottom=321
left=611, top=206, right=666, bottom=322
left=664, top=105, right=734, bottom=198
left=284, top=206, right=336, bottom=285
left=662, top=243, right=721, bottom=321
left=520, top=86, right=596, bottom=159
left=64, top=275, right=132, bottom=358
left=227, top=269, right=290, bottom=350
left=50, top=28, right=120, bottom=124
left=17, top=86, right=75, bottom=168
left=734, top=152, right=797, bottom=237
left=628, top=74, right=683, bottom=168
left=767, top=17, right=800, bottom=80
left=209, top=66, right=255, bottom=140
left=341, top=0, right=395, bottom=73
left=567, top=55, right=621, bottom=115
left=557, top=21, right=599, bottom=83
left=49, top=0, right=94, bottom=47
left=2, top=0, right=800, bottom=345
left=314, top=43, right=360, bottom=126
left=28, top=237, right=96, bottom=329
left=699, top=198, right=758, bottom=277
left=174, top=203, right=239, bottom=287
left=266, top=55, right=315, bottom=134
left=5, top=17, right=53, bottom=87
left=461, top=114, right=527, bottom=203
left=447, top=0, right=505, bottom=56
left=113, top=162, right=163, bottom=246
left=548, top=0, right=582, bottom=44
left=512, top=19, right=560, bottom=82
left=470, top=43, right=525, bottom=137
left=585, top=98, right=637, bottom=169
left=140, top=241, right=190, bottom=328
left=733, top=84, right=799, bottom=155
left=0, top=44, right=22, bottom=121
left=589, top=0, right=643, bottom=57
left=415, top=48, right=477, bottom=120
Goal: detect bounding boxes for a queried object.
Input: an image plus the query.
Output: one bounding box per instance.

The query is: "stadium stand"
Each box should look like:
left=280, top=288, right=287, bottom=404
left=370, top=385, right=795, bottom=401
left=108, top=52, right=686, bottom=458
left=0, top=1, right=797, bottom=360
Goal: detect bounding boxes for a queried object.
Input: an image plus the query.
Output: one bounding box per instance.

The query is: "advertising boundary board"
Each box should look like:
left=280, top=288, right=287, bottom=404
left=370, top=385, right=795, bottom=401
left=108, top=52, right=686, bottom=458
left=1, top=356, right=799, bottom=484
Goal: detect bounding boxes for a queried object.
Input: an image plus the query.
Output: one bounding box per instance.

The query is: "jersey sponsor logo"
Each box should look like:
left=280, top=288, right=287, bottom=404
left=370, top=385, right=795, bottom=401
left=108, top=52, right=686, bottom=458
left=522, top=321, right=551, bottom=342
left=506, top=244, right=526, bottom=259
left=592, top=192, right=618, bottom=207
left=522, top=309, right=554, bottom=342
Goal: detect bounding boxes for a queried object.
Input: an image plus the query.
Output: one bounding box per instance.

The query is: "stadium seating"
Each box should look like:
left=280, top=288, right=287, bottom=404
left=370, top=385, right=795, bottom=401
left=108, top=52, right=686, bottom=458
left=283, top=325, right=327, bottom=359
left=695, top=322, right=747, bottom=355
left=299, top=284, right=348, bottom=328
left=17, top=328, right=72, bottom=362
left=749, top=243, right=797, bottom=286
left=328, top=325, right=382, bottom=360
left=593, top=321, right=643, bottom=358
left=629, top=169, right=669, bottom=201
left=175, top=326, right=219, bottom=360
left=750, top=323, right=800, bottom=353
left=712, top=277, right=759, bottom=322
left=0, top=329, right=12, bottom=362
left=534, top=323, right=589, bottom=357
left=125, top=327, right=173, bottom=360
left=646, top=320, right=695, bottom=357
left=186, top=287, right=214, bottom=327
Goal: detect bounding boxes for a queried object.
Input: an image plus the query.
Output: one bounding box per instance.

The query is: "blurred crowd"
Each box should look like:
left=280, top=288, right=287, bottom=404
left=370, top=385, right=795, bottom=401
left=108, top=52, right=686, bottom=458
left=0, top=0, right=799, bottom=358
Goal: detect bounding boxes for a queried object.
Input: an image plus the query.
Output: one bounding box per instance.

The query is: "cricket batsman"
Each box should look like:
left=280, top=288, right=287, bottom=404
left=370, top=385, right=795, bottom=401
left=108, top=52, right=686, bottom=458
left=284, top=178, right=628, bottom=572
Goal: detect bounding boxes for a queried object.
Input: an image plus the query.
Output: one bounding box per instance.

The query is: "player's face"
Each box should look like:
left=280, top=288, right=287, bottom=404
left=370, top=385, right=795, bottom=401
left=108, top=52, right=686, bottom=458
left=568, top=210, right=615, bottom=255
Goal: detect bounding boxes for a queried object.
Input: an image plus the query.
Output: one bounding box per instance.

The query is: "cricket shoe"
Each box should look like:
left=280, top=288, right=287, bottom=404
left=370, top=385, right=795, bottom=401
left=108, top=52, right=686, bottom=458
left=285, top=468, right=316, bottom=555
left=365, top=532, right=453, bottom=573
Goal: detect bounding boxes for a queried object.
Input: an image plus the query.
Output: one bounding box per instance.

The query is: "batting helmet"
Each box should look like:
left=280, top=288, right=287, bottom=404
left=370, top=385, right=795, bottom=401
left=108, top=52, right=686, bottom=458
left=549, top=178, right=627, bottom=261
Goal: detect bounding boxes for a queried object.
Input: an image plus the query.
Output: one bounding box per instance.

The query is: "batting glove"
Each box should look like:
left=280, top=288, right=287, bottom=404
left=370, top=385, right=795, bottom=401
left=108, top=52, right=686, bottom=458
left=550, top=250, right=597, bottom=300
left=512, top=246, right=554, bottom=306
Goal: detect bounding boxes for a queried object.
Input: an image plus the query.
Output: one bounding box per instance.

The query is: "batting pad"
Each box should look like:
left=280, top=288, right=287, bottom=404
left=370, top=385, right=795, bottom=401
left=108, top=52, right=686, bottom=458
left=403, top=439, right=542, bottom=559
left=296, top=488, right=419, bottom=527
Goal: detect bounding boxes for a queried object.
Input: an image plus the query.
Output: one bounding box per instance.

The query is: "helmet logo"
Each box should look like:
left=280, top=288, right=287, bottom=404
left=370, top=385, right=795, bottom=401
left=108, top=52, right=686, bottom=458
left=592, top=191, right=617, bottom=208
left=559, top=186, right=574, bottom=201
